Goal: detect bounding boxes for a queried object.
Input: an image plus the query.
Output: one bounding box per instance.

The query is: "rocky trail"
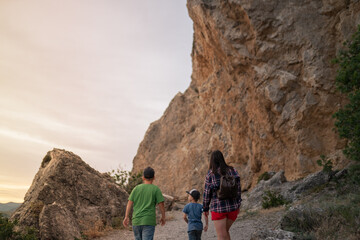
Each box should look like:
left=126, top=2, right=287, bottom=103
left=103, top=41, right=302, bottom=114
left=97, top=207, right=285, bottom=240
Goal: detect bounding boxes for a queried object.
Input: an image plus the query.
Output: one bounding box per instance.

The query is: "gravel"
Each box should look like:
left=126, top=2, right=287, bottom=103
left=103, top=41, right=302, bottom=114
left=97, top=208, right=285, bottom=240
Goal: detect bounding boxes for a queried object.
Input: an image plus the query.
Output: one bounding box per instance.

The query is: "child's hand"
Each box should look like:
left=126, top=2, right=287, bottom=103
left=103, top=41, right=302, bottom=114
left=160, top=216, right=166, bottom=226
left=204, top=225, right=208, bottom=232
left=123, top=217, right=130, bottom=228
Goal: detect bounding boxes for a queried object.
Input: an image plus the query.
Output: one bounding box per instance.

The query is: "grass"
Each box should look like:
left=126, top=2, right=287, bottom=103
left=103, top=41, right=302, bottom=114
left=280, top=173, right=360, bottom=239
left=81, top=220, right=114, bottom=239
left=281, top=207, right=322, bottom=233
left=111, top=217, right=123, bottom=229
left=238, top=210, right=259, bottom=220
left=257, top=172, right=272, bottom=183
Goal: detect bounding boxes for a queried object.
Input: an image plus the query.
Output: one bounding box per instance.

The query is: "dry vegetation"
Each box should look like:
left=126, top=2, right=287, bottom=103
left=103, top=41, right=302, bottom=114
left=280, top=173, right=360, bottom=240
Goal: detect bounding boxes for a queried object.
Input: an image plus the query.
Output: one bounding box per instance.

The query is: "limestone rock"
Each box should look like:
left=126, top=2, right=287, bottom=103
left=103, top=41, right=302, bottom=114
left=11, top=149, right=128, bottom=240
left=162, top=194, right=175, bottom=211
left=241, top=170, right=292, bottom=210
left=241, top=170, right=334, bottom=211
left=132, top=0, right=360, bottom=197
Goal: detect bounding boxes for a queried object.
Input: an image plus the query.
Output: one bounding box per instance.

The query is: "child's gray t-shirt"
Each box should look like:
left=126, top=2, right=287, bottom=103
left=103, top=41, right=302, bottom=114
left=183, top=202, right=203, bottom=232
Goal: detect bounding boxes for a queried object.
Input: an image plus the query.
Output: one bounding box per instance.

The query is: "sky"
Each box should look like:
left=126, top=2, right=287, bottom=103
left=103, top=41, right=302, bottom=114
left=0, top=0, right=193, bottom=203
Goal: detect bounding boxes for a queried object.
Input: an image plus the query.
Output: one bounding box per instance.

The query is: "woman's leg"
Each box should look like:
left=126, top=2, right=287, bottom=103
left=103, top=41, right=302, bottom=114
left=226, top=219, right=235, bottom=239
left=213, top=218, right=230, bottom=240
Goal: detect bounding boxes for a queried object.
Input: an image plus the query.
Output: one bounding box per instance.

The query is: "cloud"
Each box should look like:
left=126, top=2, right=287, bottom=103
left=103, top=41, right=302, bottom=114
left=0, top=0, right=193, bottom=202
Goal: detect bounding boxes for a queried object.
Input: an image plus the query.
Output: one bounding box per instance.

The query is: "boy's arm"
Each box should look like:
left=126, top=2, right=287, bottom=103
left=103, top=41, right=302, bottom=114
left=203, top=212, right=209, bottom=232
left=183, top=213, right=188, bottom=223
left=123, top=200, right=133, bottom=228
left=158, top=201, right=166, bottom=226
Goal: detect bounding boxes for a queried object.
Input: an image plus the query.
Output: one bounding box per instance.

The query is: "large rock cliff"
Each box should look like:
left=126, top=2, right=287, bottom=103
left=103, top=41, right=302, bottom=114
left=11, top=149, right=128, bottom=240
left=133, top=0, right=360, bottom=197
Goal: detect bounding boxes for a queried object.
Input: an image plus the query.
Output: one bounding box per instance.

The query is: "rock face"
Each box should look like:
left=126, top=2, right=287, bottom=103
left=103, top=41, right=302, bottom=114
left=133, top=0, right=360, bottom=197
left=11, top=149, right=128, bottom=240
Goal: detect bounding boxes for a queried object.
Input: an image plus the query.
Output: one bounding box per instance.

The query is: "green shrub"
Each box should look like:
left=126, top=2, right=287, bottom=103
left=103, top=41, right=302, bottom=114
left=0, top=213, right=38, bottom=240
left=125, top=172, right=143, bottom=194
left=348, top=163, right=360, bottom=184
left=316, top=155, right=333, bottom=173
left=262, top=190, right=290, bottom=209
left=108, top=169, right=143, bottom=194
left=333, top=24, right=360, bottom=163
left=257, top=172, right=271, bottom=183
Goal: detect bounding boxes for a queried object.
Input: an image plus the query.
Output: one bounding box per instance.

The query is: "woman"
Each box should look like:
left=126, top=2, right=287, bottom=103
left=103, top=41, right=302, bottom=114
left=203, top=150, right=242, bottom=240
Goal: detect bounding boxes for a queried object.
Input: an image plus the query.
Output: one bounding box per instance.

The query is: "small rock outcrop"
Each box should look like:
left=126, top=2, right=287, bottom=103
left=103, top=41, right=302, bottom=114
left=132, top=0, right=360, bottom=197
left=241, top=169, right=337, bottom=211
left=11, top=149, right=128, bottom=240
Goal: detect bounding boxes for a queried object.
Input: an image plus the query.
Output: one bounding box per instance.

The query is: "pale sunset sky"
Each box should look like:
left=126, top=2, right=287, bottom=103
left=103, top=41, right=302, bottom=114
left=0, top=0, right=193, bottom=203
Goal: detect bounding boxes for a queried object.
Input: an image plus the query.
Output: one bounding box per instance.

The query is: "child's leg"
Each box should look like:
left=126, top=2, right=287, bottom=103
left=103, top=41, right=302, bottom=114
left=188, top=230, right=197, bottom=240
left=141, top=225, right=155, bottom=240
left=132, top=225, right=143, bottom=240
left=195, top=230, right=202, bottom=240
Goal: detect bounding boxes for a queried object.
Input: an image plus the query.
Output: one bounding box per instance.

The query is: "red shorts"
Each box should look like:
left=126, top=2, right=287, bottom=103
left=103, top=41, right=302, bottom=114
left=211, top=209, right=240, bottom=221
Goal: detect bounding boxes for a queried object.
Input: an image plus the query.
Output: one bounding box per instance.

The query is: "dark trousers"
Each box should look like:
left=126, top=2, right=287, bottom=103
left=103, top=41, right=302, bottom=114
left=188, top=230, right=202, bottom=240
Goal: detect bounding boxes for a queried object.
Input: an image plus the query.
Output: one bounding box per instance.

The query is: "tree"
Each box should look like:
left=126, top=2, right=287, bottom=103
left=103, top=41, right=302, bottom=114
left=0, top=213, right=38, bottom=240
left=333, top=25, right=360, bottom=162
left=108, top=169, right=143, bottom=194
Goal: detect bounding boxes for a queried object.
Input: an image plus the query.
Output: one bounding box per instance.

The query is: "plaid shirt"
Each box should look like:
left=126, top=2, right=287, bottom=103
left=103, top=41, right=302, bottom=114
left=202, top=167, right=242, bottom=213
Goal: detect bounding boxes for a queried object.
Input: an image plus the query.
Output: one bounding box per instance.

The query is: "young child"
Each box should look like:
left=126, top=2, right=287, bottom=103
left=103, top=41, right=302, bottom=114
left=183, top=189, right=208, bottom=240
left=123, top=167, right=165, bottom=240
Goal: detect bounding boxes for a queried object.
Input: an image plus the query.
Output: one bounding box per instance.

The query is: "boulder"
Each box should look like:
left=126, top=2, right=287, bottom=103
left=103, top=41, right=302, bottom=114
left=11, top=149, right=128, bottom=240
left=241, top=170, right=291, bottom=210
left=163, top=194, right=175, bottom=211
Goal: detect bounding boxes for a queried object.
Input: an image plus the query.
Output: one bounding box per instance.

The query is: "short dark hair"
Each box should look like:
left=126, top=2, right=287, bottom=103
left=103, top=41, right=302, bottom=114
left=143, top=167, right=155, bottom=179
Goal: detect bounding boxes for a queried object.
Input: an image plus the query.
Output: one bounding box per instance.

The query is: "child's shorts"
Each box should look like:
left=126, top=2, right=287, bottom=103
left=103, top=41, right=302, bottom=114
left=211, top=209, right=240, bottom=221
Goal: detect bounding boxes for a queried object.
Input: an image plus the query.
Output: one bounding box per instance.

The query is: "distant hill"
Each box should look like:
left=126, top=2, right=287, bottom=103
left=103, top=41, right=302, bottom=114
left=0, top=202, right=21, bottom=217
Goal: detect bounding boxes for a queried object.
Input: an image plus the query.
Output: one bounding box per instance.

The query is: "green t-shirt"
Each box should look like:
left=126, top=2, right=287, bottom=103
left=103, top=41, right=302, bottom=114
left=129, top=183, right=164, bottom=226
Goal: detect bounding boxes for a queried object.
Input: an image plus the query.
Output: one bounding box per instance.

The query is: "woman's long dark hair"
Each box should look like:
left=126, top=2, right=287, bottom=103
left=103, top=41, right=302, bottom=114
left=209, top=150, right=231, bottom=175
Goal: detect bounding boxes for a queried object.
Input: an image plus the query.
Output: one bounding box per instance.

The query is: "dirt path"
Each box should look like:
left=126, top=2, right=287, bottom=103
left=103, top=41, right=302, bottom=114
left=97, top=208, right=285, bottom=240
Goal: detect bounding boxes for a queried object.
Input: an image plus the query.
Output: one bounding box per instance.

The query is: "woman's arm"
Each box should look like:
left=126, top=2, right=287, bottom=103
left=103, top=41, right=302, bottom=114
left=202, top=171, right=212, bottom=212
left=235, top=169, right=242, bottom=206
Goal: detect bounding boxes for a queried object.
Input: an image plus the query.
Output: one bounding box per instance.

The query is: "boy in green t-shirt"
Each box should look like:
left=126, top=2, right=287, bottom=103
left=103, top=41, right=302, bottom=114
left=123, top=167, right=165, bottom=240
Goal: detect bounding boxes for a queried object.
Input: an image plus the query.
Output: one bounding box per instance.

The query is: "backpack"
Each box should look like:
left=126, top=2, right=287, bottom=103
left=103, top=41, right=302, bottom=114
left=216, top=171, right=239, bottom=200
